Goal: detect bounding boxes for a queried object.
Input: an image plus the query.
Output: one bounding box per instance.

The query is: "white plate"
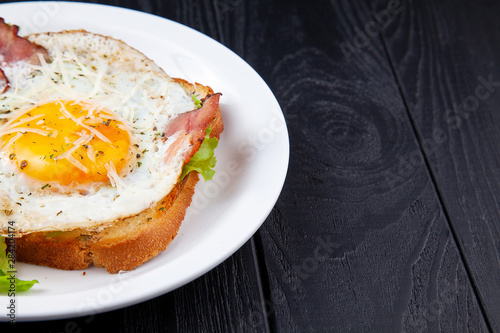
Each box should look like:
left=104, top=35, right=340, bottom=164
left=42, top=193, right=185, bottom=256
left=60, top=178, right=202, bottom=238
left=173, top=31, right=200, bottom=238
left=0, top=1, right=289, bottom=321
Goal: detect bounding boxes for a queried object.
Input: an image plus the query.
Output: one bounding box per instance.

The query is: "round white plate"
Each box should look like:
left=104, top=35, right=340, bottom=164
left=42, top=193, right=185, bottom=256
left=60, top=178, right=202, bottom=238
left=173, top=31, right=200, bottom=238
left=0, top=1, right=289, bottom=321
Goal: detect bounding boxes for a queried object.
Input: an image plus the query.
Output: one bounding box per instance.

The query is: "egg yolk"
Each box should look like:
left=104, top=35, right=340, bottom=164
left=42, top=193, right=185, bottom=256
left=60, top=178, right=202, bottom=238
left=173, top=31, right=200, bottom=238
left=0, top=101, right=132, bottom=186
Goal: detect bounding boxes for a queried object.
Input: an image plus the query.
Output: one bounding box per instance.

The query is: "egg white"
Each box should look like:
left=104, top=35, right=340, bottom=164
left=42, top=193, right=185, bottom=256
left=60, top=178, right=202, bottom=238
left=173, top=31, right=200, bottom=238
left=0, top=31, right=197, bottom=233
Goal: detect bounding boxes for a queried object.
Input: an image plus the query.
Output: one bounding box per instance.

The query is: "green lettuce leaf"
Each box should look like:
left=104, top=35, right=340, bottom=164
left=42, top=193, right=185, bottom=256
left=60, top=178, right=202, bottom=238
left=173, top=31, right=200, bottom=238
left=0, top=276, right=38, bottom=293
left=192, top=94, right=202, bottom=108
left=0, top=237, right=38, bottom=293
left=180, top=127, right=218, bottom=181
left=0, top=238, right=9, bottom=273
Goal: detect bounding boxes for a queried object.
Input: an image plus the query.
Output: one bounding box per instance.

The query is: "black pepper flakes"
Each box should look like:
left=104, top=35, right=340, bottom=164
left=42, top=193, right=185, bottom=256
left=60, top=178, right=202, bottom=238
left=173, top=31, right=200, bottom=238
left=20, top=160, right=28, bottom=169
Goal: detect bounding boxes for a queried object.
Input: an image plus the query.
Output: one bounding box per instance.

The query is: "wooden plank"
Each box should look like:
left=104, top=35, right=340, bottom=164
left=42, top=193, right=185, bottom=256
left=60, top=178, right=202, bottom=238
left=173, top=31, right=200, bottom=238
left=0, top=0, right=493, bottom=331
left=372, top=0, right=500, bottom=330
left=217, top=0, right=490, bottom=330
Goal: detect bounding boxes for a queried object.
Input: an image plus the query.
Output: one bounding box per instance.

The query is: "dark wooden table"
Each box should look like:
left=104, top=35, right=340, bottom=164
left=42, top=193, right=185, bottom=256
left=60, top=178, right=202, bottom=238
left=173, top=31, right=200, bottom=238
left=3, top=0, right=500, bottom=331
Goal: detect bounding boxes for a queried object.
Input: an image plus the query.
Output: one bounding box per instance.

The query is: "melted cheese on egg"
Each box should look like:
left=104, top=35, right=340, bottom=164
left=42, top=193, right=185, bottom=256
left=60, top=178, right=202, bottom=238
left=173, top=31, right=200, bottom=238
left=0, top=31, right=197, bottom=233
left=1, top=100, right=133, bottom=186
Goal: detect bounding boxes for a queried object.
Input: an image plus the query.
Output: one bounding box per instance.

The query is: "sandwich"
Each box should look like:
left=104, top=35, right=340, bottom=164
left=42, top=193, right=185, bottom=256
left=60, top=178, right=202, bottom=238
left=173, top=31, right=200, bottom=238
left=0, top=19, right=223, bottom=275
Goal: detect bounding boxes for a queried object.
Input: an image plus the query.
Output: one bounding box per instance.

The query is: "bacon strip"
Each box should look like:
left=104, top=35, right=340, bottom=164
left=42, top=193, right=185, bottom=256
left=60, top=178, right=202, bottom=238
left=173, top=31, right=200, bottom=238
left=0, top=68, right=8, bottom=93
left=0, top=18, right=49, bottom=65
left=165, top=93, right=222, bottom=165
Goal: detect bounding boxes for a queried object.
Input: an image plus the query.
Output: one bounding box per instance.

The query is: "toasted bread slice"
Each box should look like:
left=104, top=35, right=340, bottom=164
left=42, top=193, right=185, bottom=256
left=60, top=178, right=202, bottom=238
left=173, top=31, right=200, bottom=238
left=14, top=80, right=223, bottom=273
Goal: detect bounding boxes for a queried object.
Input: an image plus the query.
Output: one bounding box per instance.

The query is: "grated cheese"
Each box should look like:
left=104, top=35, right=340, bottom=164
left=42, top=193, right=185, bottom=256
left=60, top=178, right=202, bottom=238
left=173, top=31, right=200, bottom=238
left=2, top=113, right=44, bottom=132
left=86, top=143, right=95, bottom=163
left=2, top=132, right=22, bottom=150
left=104, top=161, right=126, bottom=191
left=83, top=116, right=103, bottom=125
left=0, top=127, right=49, bottom=137
left=57, top=101, right=111, bottom=144
left=55, top=132, right=92, bottom=161
left=65, top=154, right=88, bottom=174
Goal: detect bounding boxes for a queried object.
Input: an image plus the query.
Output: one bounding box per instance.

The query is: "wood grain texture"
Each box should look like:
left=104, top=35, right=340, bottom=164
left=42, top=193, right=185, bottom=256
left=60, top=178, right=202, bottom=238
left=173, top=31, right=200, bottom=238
left=373, top=0, right=500, bottom=330
left=222, top=0, right=489, bottom=331
left=0, top=0, right=495, bottom=332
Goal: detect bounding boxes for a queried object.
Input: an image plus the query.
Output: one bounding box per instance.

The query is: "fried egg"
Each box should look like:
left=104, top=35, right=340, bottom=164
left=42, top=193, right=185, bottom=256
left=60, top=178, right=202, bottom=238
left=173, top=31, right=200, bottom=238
left=0, top=31, right=197, bottom=233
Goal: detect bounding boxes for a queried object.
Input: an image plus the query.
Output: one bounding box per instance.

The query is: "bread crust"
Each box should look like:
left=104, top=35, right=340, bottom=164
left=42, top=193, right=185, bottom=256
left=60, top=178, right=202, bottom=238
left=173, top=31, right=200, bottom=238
left=16, top=172, right=199, bottom=273
left=14, top=80, right=223, bottom=273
